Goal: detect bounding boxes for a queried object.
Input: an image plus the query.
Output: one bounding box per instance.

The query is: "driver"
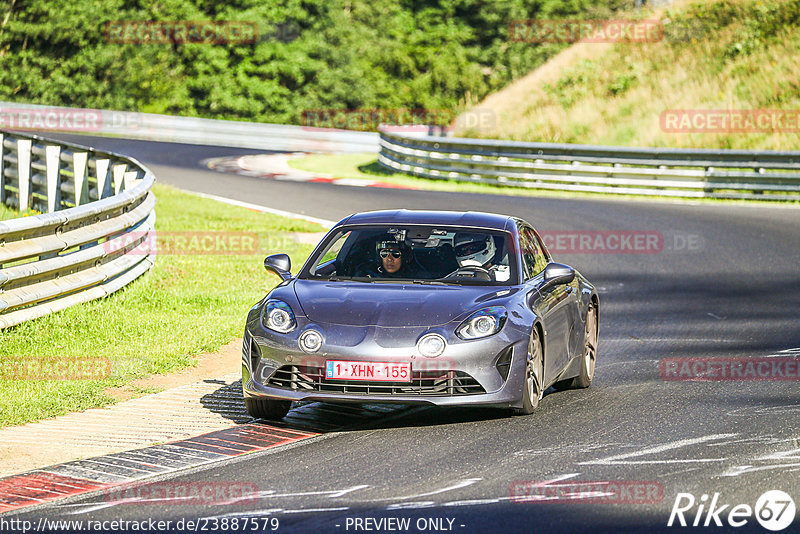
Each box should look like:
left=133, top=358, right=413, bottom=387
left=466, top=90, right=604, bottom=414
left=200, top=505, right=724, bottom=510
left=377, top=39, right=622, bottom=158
left=357, top=239, right=414, bottom=278
left=453, top=232, right=510, bottom=281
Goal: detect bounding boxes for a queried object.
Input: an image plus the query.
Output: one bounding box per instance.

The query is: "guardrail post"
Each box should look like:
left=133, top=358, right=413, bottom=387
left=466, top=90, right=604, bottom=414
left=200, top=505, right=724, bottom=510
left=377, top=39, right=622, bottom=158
left=123, top=170, right=139, bottom=190
left=72, top=151, right=89, bottom=206
left=95, top=158, right=111, bottom=200
left=0, top=132, right=5, bottom=205
left=45, top=145, right=62, bottom=213
left=0, top=129, right=158, bottom=329
left=112, top=163, right=127, bottom=194
left=17, top=139, right=32, bottom=211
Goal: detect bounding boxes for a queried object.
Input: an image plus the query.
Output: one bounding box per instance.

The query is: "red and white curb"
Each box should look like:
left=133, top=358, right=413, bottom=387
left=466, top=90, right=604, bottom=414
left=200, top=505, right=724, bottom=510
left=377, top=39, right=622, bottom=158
left=203, top=153, right=418, bottom=190
left=0, top=423, right=318, bottom=514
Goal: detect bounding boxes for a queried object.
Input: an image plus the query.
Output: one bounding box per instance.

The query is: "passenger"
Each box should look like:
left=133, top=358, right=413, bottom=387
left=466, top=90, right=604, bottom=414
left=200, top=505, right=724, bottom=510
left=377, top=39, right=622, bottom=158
left=453, top=233, right=510, bottom=281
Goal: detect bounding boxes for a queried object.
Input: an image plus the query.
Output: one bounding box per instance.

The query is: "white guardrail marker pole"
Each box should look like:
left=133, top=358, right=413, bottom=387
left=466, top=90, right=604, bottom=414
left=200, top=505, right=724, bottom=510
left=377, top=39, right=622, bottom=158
left=16, top=138, right=32, bottom=211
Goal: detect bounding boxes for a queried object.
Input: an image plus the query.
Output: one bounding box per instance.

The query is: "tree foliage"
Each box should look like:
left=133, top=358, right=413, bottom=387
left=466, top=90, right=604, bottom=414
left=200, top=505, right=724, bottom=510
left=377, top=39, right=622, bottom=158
left=0, top=0, right=629, bottom=127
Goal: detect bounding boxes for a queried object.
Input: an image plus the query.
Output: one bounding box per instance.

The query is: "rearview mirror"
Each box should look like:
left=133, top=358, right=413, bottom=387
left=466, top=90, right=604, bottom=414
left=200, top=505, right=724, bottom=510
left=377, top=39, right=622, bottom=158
left=264, top=253, right=292, bottom=281
left=539, top=263, right=575, bottom=291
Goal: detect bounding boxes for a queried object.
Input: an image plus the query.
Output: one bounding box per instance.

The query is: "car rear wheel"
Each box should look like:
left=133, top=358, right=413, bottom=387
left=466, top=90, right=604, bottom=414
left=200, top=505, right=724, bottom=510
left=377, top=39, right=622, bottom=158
left=513, top=327, right=543, bottom=415
left=244, top=397, right=291, bottom=420
left=554, top=301, right=597, bottom=390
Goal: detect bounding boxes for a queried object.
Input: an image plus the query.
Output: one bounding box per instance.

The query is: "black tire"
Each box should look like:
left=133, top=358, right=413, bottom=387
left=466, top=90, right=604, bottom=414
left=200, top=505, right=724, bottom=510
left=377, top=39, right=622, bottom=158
left=513, top=327, right=543, bottom=415
left=553, top=301, right=598, bottom=390
left=244, top=397, right=291, bottom=420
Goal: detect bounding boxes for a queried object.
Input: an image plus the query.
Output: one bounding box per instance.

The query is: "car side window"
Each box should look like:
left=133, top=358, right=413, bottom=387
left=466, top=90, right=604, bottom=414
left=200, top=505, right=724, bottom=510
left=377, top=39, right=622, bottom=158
left=532, top=229, right=551, bottom=267
left=309, top=231, right=350, bottom=275
left=520, top=227, right=547, bottom=280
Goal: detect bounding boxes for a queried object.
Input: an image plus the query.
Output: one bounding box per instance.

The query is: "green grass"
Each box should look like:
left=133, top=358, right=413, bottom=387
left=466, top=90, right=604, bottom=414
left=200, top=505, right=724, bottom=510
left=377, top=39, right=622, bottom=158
left=288, top=152, right=799, bottom=205
left=0, top=204, right=17, bottom=221
left=0, top=183, right=325, bottom=427
left=0, top=204, right=40, bottom=221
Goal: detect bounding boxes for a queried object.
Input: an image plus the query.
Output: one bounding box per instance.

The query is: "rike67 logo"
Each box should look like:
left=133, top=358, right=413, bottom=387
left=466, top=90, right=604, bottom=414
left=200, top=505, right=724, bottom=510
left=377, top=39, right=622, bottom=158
left=668, top=490, right=796, bottom=531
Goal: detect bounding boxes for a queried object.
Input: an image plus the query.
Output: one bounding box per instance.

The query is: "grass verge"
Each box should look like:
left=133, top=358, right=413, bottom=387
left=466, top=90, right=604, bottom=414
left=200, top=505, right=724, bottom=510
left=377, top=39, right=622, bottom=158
left=453, top=0, right=800, bottom=151
left=0, top=204, right=40, bottom=221
left=0, top=183, right=326, bottom=427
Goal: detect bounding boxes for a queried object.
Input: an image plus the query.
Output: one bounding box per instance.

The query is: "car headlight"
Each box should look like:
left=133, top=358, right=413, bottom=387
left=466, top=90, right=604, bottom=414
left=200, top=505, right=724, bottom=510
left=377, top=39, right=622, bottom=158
left=417, top=333, right=446, bottom=358
left=299, top=330, right=323, bottom=353
left=456, top=306, right=507, bottom=340
left=263, top=299, right=297, bottom=333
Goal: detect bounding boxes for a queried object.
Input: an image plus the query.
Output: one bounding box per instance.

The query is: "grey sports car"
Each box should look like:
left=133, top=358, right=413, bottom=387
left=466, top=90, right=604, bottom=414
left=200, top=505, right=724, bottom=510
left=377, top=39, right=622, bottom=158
left=242, top=210, right=598, bottom=419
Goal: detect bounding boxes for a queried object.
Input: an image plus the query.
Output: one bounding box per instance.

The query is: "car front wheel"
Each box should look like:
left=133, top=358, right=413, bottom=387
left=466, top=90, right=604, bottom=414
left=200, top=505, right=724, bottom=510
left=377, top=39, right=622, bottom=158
left=553, top=301, right=597, bottom=390
left=245, top=397, right=292, bottom=420
left=513, top=327, right=543, bottom=415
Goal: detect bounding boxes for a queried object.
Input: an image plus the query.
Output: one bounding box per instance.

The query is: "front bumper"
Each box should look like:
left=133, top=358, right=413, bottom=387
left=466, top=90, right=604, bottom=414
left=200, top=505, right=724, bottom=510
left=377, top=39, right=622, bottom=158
left=242, top=314, right=530, bottom=409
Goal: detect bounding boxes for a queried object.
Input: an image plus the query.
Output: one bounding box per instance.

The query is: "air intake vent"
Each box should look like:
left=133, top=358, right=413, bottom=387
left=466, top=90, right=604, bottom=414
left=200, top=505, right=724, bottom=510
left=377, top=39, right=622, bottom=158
left=267, top=365, right=485, bottom=396
left=249, top=337, right=261, bottom=369
left=495, top=346, right=513, bottom=381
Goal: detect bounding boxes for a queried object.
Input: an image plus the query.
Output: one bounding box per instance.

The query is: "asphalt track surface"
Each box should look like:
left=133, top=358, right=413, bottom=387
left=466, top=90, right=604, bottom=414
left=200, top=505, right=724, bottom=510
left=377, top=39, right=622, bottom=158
left=8, top=134, right=800, bottom=533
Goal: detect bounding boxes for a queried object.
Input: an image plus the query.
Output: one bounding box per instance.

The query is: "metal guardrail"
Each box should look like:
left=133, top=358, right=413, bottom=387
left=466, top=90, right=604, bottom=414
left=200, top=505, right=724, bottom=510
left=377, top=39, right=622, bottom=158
left=0, top=101, right=379, bottom=153
left=0, top=130, right=156, bottom=329
left=379, top=131, right=800, bottom=200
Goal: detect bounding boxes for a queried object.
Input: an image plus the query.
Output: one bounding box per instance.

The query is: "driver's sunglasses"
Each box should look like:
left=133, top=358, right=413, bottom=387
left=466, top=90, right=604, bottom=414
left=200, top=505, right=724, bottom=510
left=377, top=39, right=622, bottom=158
left=379, top=249, right=402, bottom=259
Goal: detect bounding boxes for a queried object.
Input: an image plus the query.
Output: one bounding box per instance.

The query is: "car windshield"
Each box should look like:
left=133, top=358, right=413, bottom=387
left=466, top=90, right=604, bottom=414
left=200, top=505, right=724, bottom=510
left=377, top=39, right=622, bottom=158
left=300, top=225, right=517, bottom=286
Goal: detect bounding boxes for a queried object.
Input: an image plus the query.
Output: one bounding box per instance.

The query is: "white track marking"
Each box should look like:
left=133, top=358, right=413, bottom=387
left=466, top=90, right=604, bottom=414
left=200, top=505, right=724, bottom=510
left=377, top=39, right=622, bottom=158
left=200, top=507, right=347, bottom=520
left=528, top=473, right=581, bottom=486
left=722, top=445, right=800, bottom=476
left=386, top=501, right=437, bottom=510
left=722, top=461, right=800, bottom=477
left=443, top=498, right=503, bottom=507
left=578, top=434, right=737, bottom=465
left=66, top=485, right=368, bottom=515
left=282, top=507, right=350, bottom=514
left=187, top=191, right=336, bottom=227
left=391, top=478, right=482, bottom=500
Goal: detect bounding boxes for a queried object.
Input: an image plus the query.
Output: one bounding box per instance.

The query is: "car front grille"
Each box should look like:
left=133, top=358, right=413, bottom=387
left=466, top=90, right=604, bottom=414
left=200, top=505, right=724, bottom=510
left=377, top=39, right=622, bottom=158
left=267, top=364, right=485, bottom=396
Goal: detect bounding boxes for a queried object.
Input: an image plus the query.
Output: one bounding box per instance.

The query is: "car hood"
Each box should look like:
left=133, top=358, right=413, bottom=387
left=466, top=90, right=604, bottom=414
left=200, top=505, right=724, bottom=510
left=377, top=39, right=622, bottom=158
left=293, top=279, right=513, bottom=327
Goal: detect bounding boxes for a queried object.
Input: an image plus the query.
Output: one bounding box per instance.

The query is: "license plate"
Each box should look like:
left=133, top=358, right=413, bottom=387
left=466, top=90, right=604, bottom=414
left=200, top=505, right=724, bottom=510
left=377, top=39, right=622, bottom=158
left=325, top=360, right=412, bottom=382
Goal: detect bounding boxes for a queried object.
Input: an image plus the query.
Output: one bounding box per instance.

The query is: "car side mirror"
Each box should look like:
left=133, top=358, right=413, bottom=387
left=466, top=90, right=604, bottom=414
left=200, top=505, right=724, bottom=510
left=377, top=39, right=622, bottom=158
left=540, top=263, right=575, bottom=291
left=264, top=253, right=292, bottom=281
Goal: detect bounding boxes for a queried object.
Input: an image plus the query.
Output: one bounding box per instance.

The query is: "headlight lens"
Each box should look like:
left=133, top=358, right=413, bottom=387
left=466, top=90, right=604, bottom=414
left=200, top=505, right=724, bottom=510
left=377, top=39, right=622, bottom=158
left=263, top=300, right=297, bottom=333
left=299, top=330, right=323, bottom=353
left=456, top=306, right=507, bottom=340
left=417, top=333, right=446, bottom=358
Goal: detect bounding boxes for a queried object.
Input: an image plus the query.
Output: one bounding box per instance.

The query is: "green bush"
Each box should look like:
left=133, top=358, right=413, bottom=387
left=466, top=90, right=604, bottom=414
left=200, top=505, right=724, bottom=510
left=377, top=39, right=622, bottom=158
left=0, top=0, right=628, bottom=127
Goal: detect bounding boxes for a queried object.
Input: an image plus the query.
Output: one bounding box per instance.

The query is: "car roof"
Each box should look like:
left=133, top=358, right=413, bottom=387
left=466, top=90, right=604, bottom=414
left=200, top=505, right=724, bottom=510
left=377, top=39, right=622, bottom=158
left=340, top=210, right=513, bottom=231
